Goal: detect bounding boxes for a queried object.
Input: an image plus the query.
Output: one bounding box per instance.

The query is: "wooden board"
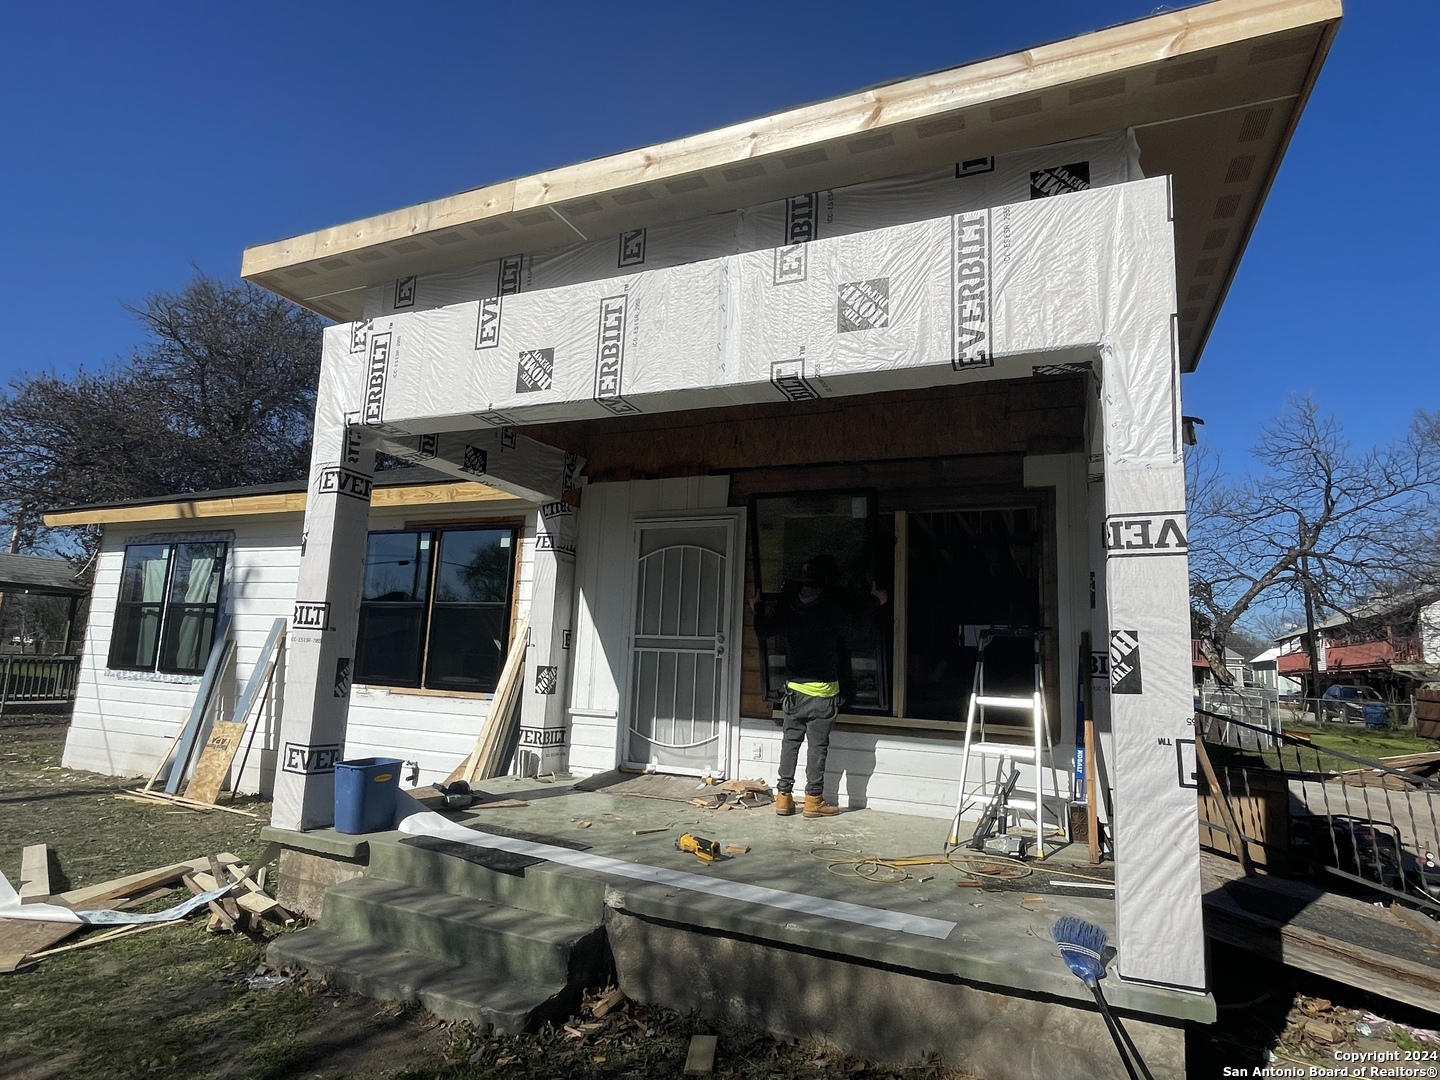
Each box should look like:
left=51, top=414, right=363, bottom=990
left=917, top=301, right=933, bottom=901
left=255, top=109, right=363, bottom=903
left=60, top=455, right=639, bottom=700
left=18, top=845, right=48, bottom=903
left=1198, top=762, right=1289, bottom=872
left=184, top=719, right=249, bottom=804
left=0, top=918, right=80, bottom=973
left=447, top=611, right=529, bottom=786
left=52, top=855, right=239, bottom=908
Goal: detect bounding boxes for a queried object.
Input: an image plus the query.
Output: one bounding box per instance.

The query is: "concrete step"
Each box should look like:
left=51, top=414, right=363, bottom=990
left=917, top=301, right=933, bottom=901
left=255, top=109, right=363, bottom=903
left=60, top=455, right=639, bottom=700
left=320, top=877, right=607, bottom=986
left=367, top=833, right=610, bottom=921
left=267, top=926, right=575, bottom=1032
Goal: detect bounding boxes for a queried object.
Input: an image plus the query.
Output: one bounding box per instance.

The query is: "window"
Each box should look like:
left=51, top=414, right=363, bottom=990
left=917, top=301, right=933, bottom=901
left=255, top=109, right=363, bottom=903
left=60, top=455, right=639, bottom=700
left=354, top=525, right=518, bottom=693
left=750, top=491, right=1043, bottom=725
left=109, top=541, right=227, bottom=675
left=750, top=492, right=892, bottom=712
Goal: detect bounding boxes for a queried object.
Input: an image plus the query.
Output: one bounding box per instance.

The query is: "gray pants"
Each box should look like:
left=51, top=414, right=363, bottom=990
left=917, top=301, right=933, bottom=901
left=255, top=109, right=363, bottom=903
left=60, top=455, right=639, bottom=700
left=777, top=690, right=838, bottom=797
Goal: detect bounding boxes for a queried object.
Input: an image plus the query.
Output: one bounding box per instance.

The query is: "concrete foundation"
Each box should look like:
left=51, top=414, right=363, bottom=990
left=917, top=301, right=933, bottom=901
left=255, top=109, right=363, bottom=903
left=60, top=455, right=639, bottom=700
left=605, top=904, right=1185, bottom=1079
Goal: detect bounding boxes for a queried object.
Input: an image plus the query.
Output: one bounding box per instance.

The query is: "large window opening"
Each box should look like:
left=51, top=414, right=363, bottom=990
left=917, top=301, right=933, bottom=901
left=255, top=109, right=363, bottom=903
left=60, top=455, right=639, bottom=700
left=750, top=492, right=1043, bottom=725
left=108, top=541, right=227, bottom=675
left=355, top=525, right=518, bottom=693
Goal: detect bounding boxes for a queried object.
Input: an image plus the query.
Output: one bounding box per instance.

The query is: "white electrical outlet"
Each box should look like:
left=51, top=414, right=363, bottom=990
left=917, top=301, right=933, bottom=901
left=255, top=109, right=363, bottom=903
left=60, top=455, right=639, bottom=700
left=752, top=742, right=764, bottom=760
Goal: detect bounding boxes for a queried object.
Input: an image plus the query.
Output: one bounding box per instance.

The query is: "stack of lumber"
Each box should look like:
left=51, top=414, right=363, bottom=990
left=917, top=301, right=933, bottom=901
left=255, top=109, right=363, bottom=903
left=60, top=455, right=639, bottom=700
left=446, top=612, right=531, bottom=787
left=1, top=843, right=292, bottom=974
left=1337, top=751, right=1440, bottom=788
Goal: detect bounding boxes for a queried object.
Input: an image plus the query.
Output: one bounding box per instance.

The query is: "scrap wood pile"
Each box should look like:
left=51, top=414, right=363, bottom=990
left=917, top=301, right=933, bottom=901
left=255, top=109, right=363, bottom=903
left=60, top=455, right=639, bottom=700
left=1338, top=751, right=1440, bottom=789
left=1, top=841, right=293, bottom=975
left=690, top=778, right=773, bottom=810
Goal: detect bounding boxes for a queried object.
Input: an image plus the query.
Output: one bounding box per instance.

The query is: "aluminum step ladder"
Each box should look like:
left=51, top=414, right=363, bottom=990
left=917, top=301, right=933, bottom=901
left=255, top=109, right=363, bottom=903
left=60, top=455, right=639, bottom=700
left=945, top=629, right=1069, bottom=858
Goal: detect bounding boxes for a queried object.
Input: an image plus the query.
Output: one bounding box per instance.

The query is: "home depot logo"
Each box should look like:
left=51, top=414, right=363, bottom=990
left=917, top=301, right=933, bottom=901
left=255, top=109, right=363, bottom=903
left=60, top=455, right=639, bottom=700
left=362, top=332, right=392, bottom=425
left=594, top=294, right=640, bottom=415
left=1030, top=161, right=1091, bottom=199
left=315, top=467, right=373, bottom=502
left=282, top=743, right=340, bottom=775
left=1109, top=630, right=1142, bottom=695
left=770, top=359, right=821, bottom=403
left=292, top=601, right=330, bottom=631
left=333, top=657, right=352, bottom=698
left=476, top=255, right=524, bottom=350
left=1104, top=512, right=1187, bottom=557
left=535, top=666, right=559, bottom=695
left=618, top=229, right=646, bottom=267
left=516, top=348, right=554, bottom=394
left=951, top=210, right=991, bottom=369
left=837, top=279, right=890, bottom=333
left=461, top=446, right=488, bottom=476
left=784, top=193, right=819, bottom=245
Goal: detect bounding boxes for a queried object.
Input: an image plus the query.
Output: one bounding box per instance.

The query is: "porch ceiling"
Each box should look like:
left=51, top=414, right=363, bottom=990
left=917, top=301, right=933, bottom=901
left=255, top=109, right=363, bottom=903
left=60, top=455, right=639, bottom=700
left=241, top=0, right=1339, bottom=374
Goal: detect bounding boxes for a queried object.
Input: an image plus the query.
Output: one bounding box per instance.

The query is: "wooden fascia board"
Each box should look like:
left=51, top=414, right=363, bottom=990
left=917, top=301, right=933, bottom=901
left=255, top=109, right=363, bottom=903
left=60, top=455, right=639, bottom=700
left=42, top=482, right=516, bottom=528
left=241, top=0, right=1340, bottom=281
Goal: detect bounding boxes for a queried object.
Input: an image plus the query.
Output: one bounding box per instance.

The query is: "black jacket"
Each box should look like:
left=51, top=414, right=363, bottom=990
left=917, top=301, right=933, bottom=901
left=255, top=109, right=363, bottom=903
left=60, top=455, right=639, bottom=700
left=753, top=590, right=878, bottom=684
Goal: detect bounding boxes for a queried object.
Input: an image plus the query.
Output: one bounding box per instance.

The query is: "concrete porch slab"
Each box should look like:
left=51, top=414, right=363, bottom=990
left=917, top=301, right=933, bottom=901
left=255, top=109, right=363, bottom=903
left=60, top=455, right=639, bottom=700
left=319, top=774, right=1213, bottom=1026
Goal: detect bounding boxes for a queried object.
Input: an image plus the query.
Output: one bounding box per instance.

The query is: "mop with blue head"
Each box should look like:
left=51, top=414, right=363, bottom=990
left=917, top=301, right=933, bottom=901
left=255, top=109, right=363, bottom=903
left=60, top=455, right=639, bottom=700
left=1052, top=916, right=1153, bottom=1080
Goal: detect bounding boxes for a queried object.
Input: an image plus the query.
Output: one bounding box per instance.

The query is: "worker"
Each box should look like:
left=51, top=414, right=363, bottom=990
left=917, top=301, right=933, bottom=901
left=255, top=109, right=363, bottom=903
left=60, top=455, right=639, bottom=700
left=749, top=554, right=888, bottom=818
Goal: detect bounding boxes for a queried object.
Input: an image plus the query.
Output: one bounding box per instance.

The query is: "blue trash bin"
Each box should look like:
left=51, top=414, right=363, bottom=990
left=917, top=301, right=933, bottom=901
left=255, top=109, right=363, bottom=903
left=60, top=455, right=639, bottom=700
left=334, top=757, right=403, bottom=834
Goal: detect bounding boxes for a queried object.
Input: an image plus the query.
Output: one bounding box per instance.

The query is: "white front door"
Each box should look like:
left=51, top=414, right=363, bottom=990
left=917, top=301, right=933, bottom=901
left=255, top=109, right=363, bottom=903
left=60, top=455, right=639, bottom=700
left=625, top=519, right=734, bottom=775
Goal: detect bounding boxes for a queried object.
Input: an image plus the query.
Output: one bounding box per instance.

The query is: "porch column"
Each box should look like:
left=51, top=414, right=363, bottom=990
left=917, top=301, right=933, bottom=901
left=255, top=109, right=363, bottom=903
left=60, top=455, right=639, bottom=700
left=272, top=327, right=375, bottom=831
left=515, top=499, right=579, bottom=774
left=1098, top=327, right=1205, bottom=989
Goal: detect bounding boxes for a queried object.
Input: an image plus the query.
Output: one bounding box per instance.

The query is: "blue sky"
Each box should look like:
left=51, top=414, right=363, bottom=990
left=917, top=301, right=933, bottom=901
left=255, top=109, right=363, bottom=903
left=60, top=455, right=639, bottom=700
left=0, top=1, right=1432, bottom=468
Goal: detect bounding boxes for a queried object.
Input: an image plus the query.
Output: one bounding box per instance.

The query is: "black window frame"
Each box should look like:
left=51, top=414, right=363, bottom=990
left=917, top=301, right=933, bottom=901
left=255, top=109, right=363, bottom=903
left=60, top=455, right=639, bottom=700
left=107, top=540, right=229, bottom=676
left=354, top=523, right=520, bottom=694
left=749, top=488, right=1048, bottom=726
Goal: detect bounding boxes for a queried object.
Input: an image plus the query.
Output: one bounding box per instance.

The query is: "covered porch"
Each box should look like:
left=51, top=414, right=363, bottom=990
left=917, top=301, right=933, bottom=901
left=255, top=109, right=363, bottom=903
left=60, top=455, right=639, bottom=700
left=265, top=777, right=1210, bottom=1080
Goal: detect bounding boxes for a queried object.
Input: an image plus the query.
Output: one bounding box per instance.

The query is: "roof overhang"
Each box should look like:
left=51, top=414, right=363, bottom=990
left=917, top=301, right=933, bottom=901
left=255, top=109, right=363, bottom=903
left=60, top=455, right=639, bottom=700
left=242, top=0, right=1340, bottom=373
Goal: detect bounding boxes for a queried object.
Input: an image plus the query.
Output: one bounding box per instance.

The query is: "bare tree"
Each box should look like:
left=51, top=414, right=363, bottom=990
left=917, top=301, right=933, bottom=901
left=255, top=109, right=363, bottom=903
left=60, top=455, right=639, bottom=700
left=1187, top=397, right=1440, bottom=693
left=0, top=274, right=323, bottom=557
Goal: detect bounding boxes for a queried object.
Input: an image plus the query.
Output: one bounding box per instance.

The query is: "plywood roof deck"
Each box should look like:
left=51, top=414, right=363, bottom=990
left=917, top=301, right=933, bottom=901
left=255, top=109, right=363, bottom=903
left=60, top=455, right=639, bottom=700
left=242, top=0, right=1340, bottom=372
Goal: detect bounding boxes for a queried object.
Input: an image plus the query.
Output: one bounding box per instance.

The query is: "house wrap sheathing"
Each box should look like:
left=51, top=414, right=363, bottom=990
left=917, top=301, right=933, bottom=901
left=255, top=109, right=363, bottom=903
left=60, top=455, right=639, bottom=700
left=244, top=0, right=1343, bottom=996
left=276, top=162, right=1198, bottom=991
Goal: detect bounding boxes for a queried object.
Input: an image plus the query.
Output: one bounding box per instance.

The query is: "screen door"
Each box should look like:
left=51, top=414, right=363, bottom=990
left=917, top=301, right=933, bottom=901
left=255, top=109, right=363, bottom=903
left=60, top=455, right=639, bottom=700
left=625, top=520, right=734, bottom=774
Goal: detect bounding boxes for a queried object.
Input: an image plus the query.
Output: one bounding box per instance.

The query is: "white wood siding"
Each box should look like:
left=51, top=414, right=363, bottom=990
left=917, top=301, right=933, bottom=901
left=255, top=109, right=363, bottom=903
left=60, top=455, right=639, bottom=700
left=63, top=496, right=536, bottom=795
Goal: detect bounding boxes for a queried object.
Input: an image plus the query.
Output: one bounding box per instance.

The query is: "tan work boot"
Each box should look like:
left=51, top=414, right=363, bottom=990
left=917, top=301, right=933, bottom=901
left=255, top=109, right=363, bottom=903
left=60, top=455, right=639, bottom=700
left=803, top=794, right=840, bottom=818
left=775, top=791, right=797, bottom=816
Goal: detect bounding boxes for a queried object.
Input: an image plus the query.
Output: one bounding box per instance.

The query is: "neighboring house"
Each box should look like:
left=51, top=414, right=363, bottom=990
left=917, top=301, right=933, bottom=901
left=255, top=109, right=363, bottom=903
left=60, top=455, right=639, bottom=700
left=47, top=470, right=536, bottom=791
left=1248, top=646, right=1303, bottom=699
left=47, top=0, right=1341, bottom=1003
left=0, top=552, right=89, bottom=654
left=1274, top=590, right=1440, bottom=703
left=1191, top=640, right=1247, bottom=691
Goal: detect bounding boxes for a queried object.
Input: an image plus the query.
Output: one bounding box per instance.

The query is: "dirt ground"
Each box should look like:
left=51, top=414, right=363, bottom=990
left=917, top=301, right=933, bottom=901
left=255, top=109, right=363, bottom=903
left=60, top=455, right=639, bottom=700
left=3, top=712, right=1439, bottom=1079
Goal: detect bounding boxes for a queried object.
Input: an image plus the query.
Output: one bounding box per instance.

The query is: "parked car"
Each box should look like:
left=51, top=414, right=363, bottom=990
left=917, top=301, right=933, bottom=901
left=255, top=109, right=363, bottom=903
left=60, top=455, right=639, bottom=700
left=1320, top=684, right=1388, bottom=728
